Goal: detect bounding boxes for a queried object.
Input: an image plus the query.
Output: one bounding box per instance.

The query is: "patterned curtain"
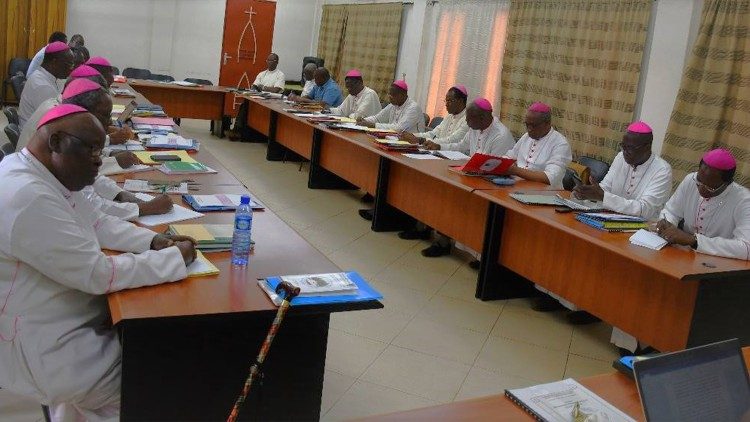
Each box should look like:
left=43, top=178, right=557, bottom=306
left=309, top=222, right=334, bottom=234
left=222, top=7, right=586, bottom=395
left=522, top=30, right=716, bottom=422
left=499, top=0, right=651, bottom=162
left=316, top=5, right=348, bottom=83
left=317, top=3, right=403, bottom=103
left=661, top=0, right=750, bottom=188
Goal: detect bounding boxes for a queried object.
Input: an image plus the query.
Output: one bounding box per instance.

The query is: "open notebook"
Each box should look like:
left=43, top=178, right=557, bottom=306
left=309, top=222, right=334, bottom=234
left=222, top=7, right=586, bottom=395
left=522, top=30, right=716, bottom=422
left=186, top=250, right=220, bottom=277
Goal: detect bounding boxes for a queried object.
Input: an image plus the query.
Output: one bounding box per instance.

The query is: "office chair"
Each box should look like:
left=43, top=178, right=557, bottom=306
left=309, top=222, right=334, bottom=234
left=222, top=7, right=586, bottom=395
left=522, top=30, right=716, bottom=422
left=3, top=106, right=19, bottom=125
left=4, top=123, right=20, bottom=149
left=122, top=68, right=152, bottom=79
left=9, top=75, right=26, bottom=102
left=184, top=78, right=213, bottom=85
left=2, top=58, right=32, bottom=106
left=429, top=116, right=443, bottom=129
left=562, top=156, right=611, bottom=190
left=111, top=66, right=120, bottom=76
left=150, top=74, right=175, bottom=82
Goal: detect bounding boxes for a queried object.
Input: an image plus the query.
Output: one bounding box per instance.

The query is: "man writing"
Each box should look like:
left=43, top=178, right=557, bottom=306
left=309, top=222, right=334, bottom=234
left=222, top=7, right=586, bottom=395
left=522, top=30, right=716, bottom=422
left=19, top=41, right=75, bottom=128
left=357, top=80, right=423, bottom=133
left=0, top=104, right=195, bottom=420
left=289, top=67, right=343, bottom=107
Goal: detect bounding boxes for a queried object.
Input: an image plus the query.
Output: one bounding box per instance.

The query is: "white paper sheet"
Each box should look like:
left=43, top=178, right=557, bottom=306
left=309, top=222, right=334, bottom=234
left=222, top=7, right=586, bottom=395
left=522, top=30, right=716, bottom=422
left=133, top=193, right=204, bottom=226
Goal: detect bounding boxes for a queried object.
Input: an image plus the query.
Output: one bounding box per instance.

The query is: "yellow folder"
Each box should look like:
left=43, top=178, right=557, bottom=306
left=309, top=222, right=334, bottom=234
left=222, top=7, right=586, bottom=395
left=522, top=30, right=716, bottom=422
left=134, top=150, right=198, bottom=165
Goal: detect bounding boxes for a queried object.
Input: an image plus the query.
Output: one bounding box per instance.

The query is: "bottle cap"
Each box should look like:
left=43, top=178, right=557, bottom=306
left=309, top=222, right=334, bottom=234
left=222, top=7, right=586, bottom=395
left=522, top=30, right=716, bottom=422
left=240, top=195, right=251, bottom=205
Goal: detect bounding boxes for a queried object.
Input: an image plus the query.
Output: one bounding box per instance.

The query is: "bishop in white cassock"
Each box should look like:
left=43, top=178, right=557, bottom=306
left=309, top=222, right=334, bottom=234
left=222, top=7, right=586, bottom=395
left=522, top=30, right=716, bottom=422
left=329, top=69, right=382, bottom=120
left=401, top=84, right=470, bottom=147
left=18, top=42, right=75, bottom=129
left=505, top=102, right=572, bottom=189
left=358, top=80, right=424, bottom=133
left=0, top=105, right=196, bottom=421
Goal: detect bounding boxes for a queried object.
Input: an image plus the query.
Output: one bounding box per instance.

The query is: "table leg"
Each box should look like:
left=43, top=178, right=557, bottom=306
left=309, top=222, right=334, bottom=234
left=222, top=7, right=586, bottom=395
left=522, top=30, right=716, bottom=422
left=308, top=129, right=358, bottom=190
left=371, top=158, right=415, bottom=232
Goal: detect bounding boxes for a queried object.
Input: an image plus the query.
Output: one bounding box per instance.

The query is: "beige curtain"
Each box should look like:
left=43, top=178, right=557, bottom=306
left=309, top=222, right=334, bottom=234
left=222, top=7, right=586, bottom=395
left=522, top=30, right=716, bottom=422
left=499, top=0, right=651, bottom=162
left=661, top=0, right=750, bottom=188
left=316, top=5, right=348, bottom=83
left=317, top=3, right=403, bottom=103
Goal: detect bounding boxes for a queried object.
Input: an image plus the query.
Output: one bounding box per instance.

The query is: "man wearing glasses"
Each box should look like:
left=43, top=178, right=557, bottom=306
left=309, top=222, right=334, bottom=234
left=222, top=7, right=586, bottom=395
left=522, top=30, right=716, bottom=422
left=0, top=105, right=196, bottom=420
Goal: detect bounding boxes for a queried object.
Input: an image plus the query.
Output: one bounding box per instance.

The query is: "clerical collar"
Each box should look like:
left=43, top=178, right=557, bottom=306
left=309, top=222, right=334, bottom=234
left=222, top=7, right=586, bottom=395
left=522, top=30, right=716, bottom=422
left=631, top=152, right=654, bottom=171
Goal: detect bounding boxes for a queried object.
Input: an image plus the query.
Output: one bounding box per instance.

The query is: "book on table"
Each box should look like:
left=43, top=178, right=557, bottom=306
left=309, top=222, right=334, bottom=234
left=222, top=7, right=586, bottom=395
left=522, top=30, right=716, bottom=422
left=167, top=223, right=254, bottom=252
left=505, top=378, right=635, bottom=422
left=575, top=212, right=648, bottom=232
left=159, top=161, right=217, bottom=175
left=183, top=194, right=264, bottom=211
left=450, top=153, right=516, bottom=176
left=257, top=271, right=383, bottom=306
left=186, top=250, right=220, bottom=277
left=134, top=150, right=198, bottom=165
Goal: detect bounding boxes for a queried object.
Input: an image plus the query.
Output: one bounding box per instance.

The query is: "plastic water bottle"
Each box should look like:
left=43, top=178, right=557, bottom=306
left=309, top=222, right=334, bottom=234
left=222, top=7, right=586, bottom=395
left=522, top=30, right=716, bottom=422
left=231, top=195, right=253, bottom=266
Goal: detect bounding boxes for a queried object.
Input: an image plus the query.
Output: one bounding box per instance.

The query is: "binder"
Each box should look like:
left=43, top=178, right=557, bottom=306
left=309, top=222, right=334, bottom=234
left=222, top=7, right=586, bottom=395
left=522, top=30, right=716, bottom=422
left=182, top=194, right=265, bottom=212
left=258, top=271, right=382, bottom=306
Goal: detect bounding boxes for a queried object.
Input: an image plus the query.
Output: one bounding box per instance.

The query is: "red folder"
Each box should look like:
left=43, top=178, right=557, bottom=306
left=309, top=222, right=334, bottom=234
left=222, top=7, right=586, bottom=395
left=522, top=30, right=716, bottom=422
left=451, top=153, right=516, bottom=176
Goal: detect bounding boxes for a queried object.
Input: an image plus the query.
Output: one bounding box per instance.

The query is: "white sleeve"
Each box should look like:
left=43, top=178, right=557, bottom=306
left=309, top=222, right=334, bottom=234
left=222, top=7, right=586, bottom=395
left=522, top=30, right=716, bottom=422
left=330, top=95, right=352, bottom=117
left=486, top=128, right=515, bottom=157
left=252, top=71, right=264, bottom=86
left=695, top=198, right=750, bottom=260
left=272, top=71, right=286, bottom=89
left=376, top=102, right=422, bottom=132
left=443, top=131, right=471, bottom=154
left=506, top=135, right=525, bottom=159
left=365, top=105, right=390, bottom=123
left=355, top=91, right=382, bottom=120
left=543, top=140, right=573, bottom=188
left=434, top=120, right=469, bottom=145
left=10, top=192, right=187, bottom=295
left=660, top=175, right=690, bottom=225
left=599, top=154, right=619, bottom=193
left=602, top=162, right=672, bottom=220
left=93, top=175, right=123, bottom=200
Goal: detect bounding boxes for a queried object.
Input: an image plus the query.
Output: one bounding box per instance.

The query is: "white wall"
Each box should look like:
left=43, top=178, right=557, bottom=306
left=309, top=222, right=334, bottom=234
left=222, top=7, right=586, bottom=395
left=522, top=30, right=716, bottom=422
left=66, top=0, right=225, bottom=82
left=271, top=0, right=320, bottom=79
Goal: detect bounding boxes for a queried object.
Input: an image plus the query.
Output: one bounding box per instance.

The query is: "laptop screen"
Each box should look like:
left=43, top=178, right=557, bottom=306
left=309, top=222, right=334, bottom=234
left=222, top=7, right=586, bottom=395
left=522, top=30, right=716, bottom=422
left=634, top=339, right=750, bottom=421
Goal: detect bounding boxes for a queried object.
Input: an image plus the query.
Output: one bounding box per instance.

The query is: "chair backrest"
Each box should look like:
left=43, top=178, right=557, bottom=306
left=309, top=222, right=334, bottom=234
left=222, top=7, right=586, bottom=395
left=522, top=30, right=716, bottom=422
left=111, top=66, right=120, bottom=76
left=301, top=56, right=324, bottom=82
left=3, top=106, right=19, bottom=125
left=122, top=67, right=152, bottom=79
left=429, top=116, right=443, bottom=129
left=578, top=156, right=610, bottom=182
left=8, top=58, right=32, bottom=77
left=1, top=141, right=14, bottom=156
left=184, top=78, right=213, bottom=85
left=149, top=73, right=175, bottom=82
left=10, top=75, right=26, bottom=99
left=4, top=123, right=20, bottom=149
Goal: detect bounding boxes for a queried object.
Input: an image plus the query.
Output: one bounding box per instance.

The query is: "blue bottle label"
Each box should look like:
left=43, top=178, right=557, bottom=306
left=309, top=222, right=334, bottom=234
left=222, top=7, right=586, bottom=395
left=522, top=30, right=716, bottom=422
left=235, top=216, right=251, bottom=230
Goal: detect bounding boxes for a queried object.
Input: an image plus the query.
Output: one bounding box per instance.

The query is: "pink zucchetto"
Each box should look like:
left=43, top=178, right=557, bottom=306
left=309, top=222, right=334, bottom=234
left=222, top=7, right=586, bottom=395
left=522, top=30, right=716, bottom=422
left=86, top=56, right=112, bottom=67
left=703, top=149, right=737, bottom=170
left=473, top=98, right=493, bottom=112
left=528, top=102, right=551, bottom=113
left=62, top=79, right=102, bottom=100
left=45, top=41, right=70, bottom=54
left=452, top=84, right=468, bottom=97
left=37, top=104, right=88, bottom=129
left=69, top=65, right=101, bottom=78
left=627, top=121, right=652, bottom=134
left=345, top=69, right=362, bottom=78
left=392, top=80, right=408, bottom=91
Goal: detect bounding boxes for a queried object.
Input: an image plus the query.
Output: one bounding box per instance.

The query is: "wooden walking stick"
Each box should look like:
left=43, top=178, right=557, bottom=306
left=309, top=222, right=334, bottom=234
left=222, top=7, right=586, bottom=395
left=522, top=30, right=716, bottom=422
left=226, top=281, right=301, bottom=422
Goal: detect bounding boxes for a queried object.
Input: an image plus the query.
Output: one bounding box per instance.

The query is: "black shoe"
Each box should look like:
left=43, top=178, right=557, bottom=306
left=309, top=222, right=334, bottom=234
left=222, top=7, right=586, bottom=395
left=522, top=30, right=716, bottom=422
left=421, top=243, right=451, bottom=257
left=469, top=260, right=480, bottom=270
left=566, top=311, right=601, bottom=325
left=398, top=229, right=431, bottom=240
left=358, top=209, right=373, bottom=221
left=531, top=294, right=565, bottom=312
left=361, top=193, right=374, bottom=203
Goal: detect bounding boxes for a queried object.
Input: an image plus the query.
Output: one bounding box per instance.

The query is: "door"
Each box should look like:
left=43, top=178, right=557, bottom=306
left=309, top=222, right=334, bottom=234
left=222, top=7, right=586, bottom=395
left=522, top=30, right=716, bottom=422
left=219, top=0, right=277, bottom=116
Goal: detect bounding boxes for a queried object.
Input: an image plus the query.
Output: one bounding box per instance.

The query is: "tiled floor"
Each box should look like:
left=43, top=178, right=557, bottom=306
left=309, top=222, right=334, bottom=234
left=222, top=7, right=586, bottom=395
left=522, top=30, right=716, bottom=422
left=0, top=118, right=620, bottom=421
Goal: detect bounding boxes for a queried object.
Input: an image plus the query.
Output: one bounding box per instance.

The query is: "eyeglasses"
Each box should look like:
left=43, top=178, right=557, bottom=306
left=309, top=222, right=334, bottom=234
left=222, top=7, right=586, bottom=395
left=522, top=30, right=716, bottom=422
left=693, top=174, right=726, bottom=194
left=619, top=142, right=649, bottom=153
left=57, top=131, right=103, bottom=158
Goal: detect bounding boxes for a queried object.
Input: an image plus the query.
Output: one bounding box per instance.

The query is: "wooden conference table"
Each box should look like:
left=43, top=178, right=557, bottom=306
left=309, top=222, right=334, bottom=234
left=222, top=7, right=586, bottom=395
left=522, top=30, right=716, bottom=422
left=360, top=347, right=750, bottom=421
left=240, top=95, right=750, bottom=353
left=106, top=83, right=382, bottom=421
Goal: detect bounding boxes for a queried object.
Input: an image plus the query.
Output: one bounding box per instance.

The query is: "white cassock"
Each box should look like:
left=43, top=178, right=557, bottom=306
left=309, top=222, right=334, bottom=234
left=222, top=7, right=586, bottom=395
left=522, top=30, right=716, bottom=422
left=0, top=149, right=188, bottom=420
left=300, top=79, right=315, bottom=97
left=414, top=109, right=469, bottom=145
left=442, top=116, right=515, bottom=157
left=330, top=86, right=382, bottom=120
left=506, top=129, right=572, bottom=189
left=18, top=68, right=61, bottom=129
left=363, top=97, right=424, bottom=133
left=600, top=152, right=673, bottom=220
left=252, top=69, right=285, bottom=91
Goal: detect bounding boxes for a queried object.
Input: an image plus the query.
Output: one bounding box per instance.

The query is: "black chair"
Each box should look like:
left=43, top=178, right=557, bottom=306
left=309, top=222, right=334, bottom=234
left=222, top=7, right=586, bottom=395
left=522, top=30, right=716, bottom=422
left=2, top=58, right=32, bottom=106
left=562, top=156, right=611, bottom=190
left=10, top=75, right=26, bottom=100
left=122, top=67, right=151, bottom=79
left=111, top=66, right=120, bottom=76
left=301, top=56, right=324, bottom=83
left=4, top=123, right=20, bottom=149
left=3, top=106, right=19, bottom=125
left=428, top=116, right=443, bottom=129
left=184, top=78, right=213, bottom=86
left=150, top=74, right=175, bottom=82
left=423, top=113, right=430, bottom=129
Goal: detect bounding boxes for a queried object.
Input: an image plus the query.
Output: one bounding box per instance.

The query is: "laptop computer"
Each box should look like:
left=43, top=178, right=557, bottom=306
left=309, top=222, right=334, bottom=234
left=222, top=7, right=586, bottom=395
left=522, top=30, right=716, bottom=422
left=633, top=339, right=750, bottom=421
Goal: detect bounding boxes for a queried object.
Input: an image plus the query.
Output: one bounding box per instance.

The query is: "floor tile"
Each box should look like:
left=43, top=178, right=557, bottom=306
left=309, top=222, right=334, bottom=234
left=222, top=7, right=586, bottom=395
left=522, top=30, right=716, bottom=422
left=325, top=329, right=387, bottom=378
left=475, top=336, right=568, bottom=381
left=373, top=262, right=452, bottom=295
left=329, top=307, right=412, bottom=343
left=361, top=345, right=471, bottom=403
left=564, top=354, right=617, bottom=379
left=569, top=322, right=620, bottom=362
left=321, top=370, right=357, bottom=415
left=491, top=306, right=573, bottom=351
left=322, top=380, right=435, bottom=421
left=417, top=295, right=501, bottom=334
left=368, top=279, right=432, bottom=318
left=393, top=317, right=488, bottom=365
left=455, top=366, right=539, bottom=401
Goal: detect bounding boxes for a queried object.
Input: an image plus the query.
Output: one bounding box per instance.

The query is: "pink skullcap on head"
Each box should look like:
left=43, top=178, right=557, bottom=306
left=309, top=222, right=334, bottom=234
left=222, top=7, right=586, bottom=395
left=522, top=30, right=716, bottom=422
left=702, top=149, right=736, bottom=170
left=45, top=41, right=70, bottom=54
left=473, top=98, right=493, bottom=112
left=392, top=80, right=408, bottom=91
left=345, top=69, right=362, bottom=78
left=69, top=65, right=101, bottom=78
left=452, top=84, right=467, bottom=96
left=528, top=102, right=551, bottom=113
left=86, top=56, right=111, bottom=67
left=627, top=121, right=652, bottom=134
left=37, top=104, right=87, bottom=129
left=62, top=78, right=102, bottom=100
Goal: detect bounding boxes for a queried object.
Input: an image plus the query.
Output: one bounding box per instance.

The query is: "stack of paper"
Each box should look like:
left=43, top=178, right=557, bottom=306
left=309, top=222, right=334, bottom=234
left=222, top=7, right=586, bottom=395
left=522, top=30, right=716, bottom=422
left=134, top=150, right=198, bottom=165
left=106, top=139, right=145, bottom=152
left=133, top=193, right=204, bottom=226
left=576, top=213, right=647, bottom=232
left=183, top=194, right=264, bottom=211
left=629, top=229, right=668, bottom=250
left=111, top=88, right=135, bottom=97
left=123, top=179, right=189, bottom=194
left=257, top=271, right=383, bottom=306
left=131, top=117, right=176, bottom=126
left=158, top=161, right=217, bottom=175
left=402, top=153, right=441, bottom=160
left=144, top=134, right=200, bottom=151
left=434, top=150, right=470, bottom=160
left=186, top=251, right=220, bottom=277
left=172, top=80, right=200, bottom=87
left=99, top=163, right=152, bottom=176
left=167, top=223, right=244, bottom=252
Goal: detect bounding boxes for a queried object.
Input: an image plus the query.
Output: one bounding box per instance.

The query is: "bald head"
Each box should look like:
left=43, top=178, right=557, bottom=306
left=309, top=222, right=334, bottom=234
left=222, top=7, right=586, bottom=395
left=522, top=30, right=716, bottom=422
left=465, top=102, right=493, bottom=131
left=29, top=112, right=106, bottom=191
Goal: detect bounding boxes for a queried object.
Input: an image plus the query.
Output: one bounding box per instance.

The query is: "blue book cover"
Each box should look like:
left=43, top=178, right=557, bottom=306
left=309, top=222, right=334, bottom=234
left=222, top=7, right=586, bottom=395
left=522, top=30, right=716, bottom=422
left=183, top=194, right=264, bottom=212
left=261, top=271, right=382, bottom=306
